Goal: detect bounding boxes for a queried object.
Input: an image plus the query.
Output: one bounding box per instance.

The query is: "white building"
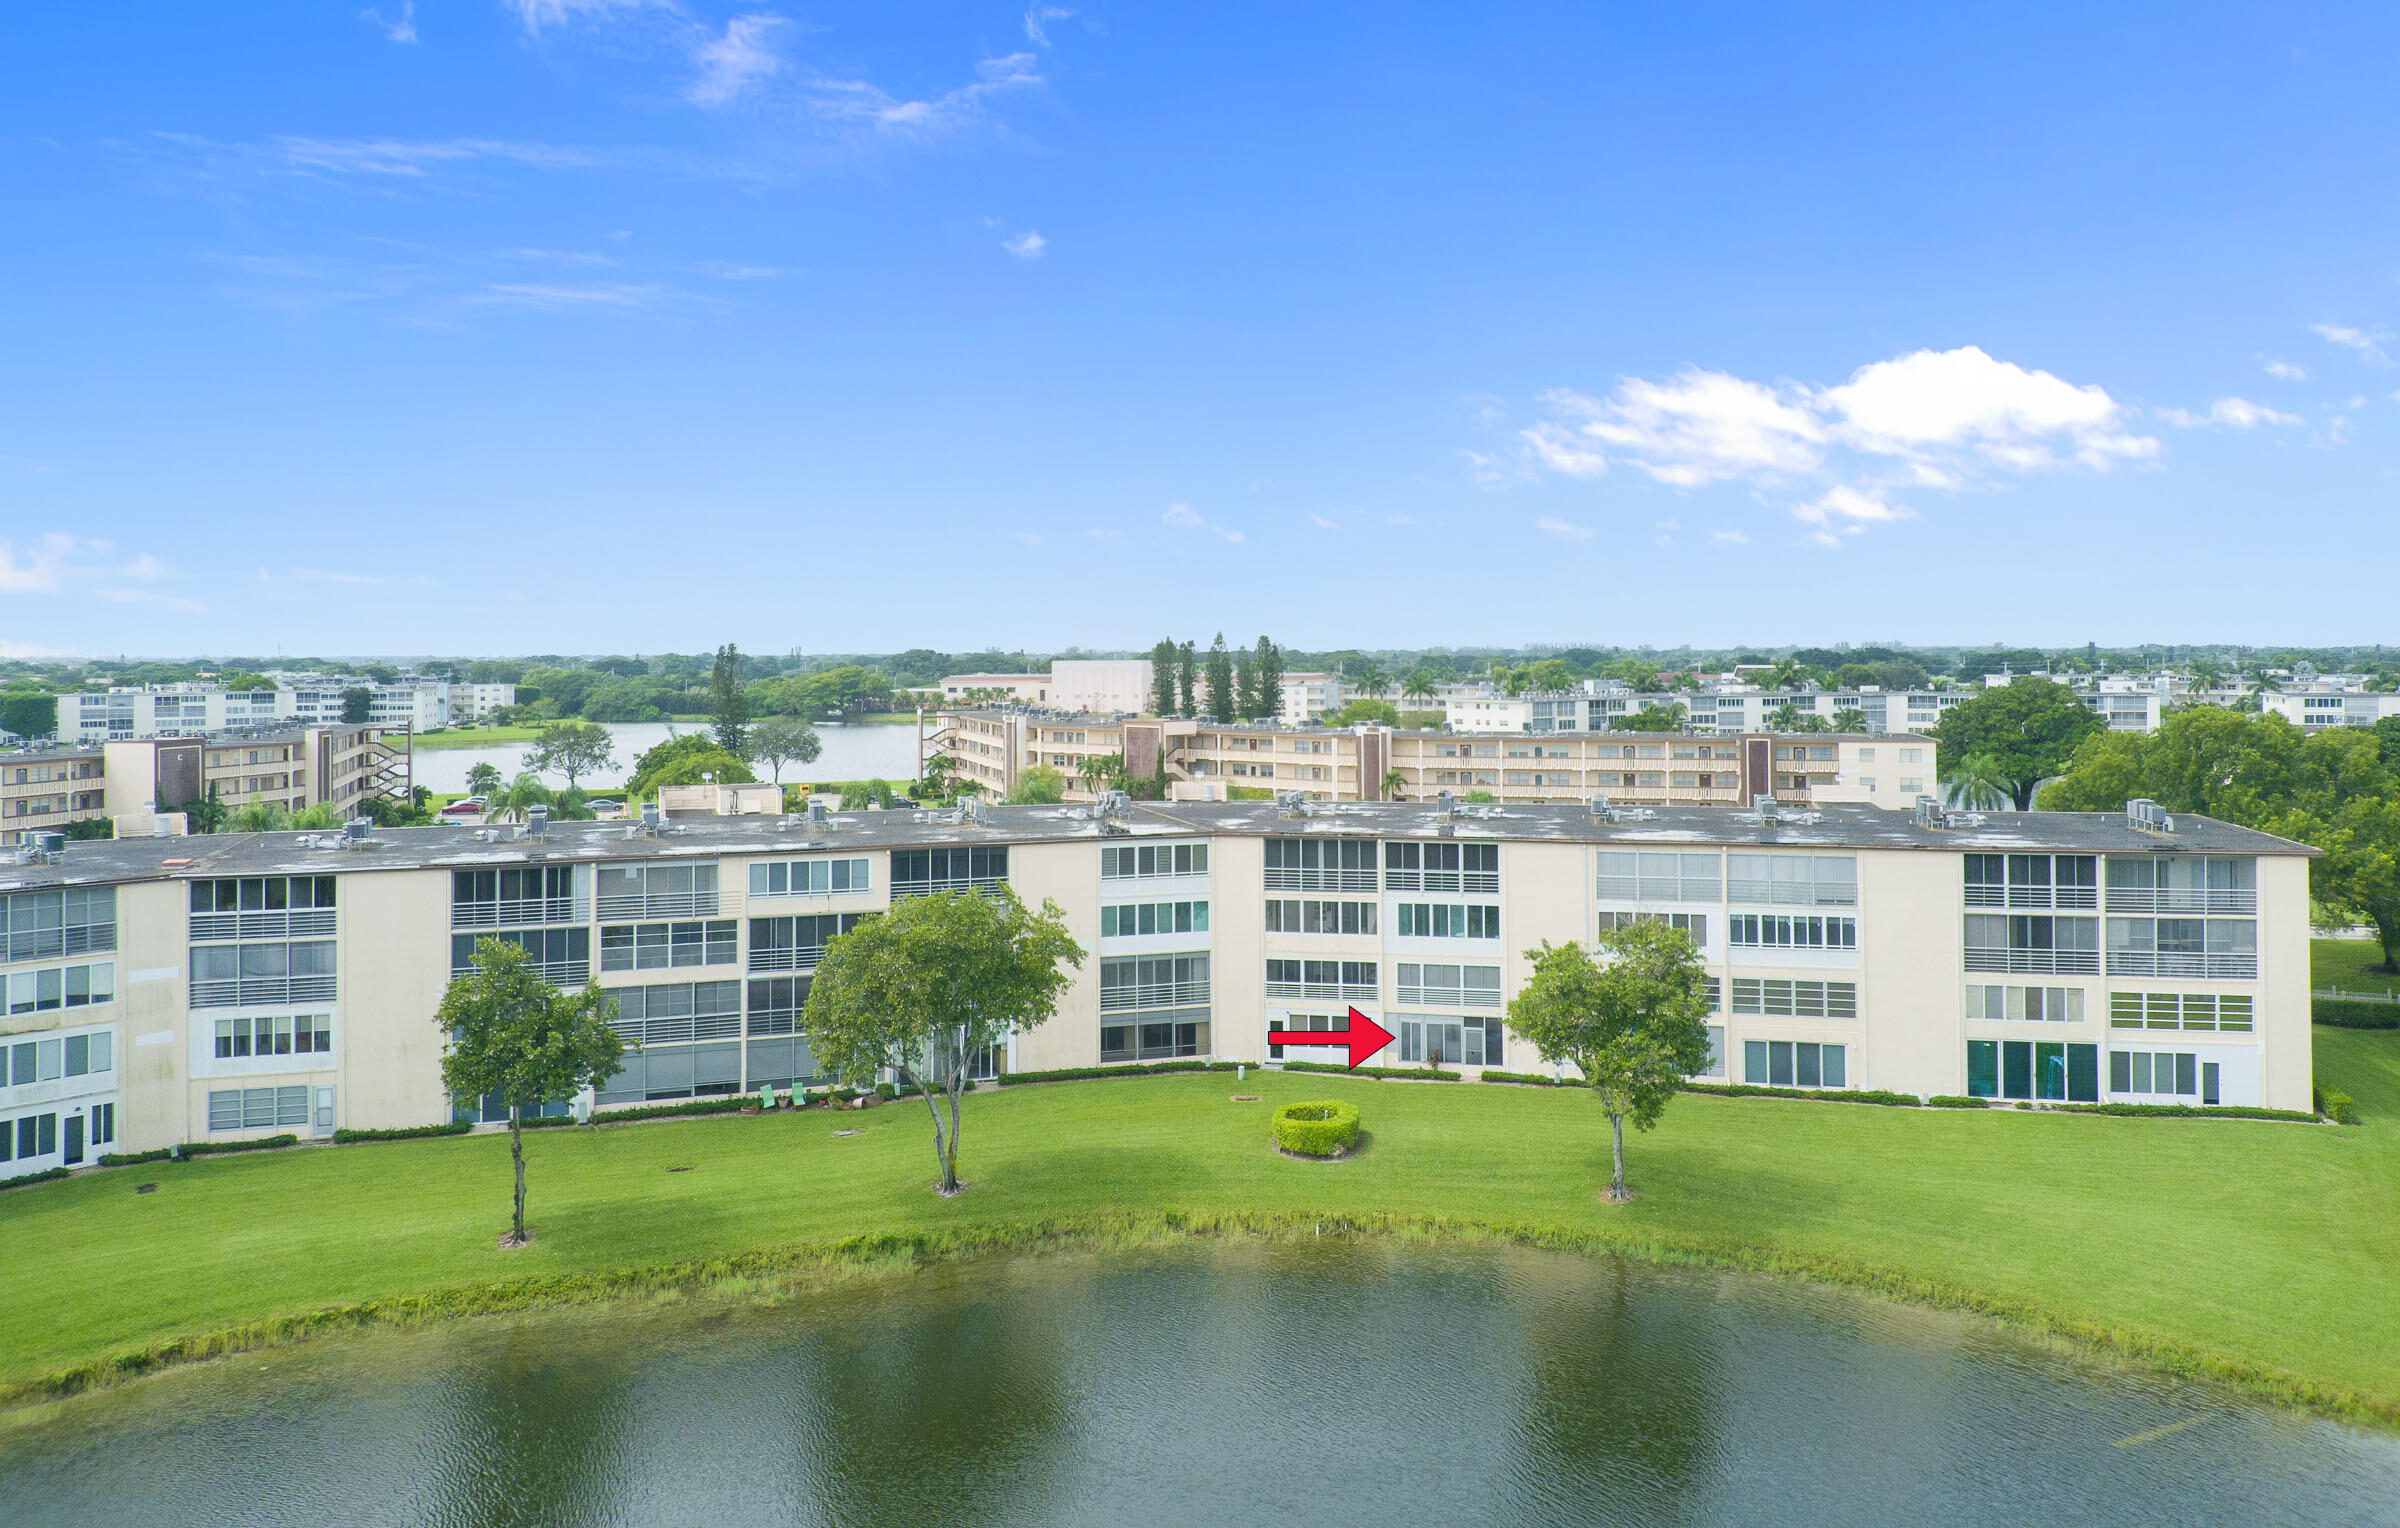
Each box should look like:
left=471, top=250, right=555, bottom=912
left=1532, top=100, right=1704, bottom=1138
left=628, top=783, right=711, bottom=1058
left=58, top=680, right=451, bottom=742
left=1049, top=660, right=1156, bottom=714
left=454, top=683, right=518, bottom=720
left=1281, top=673, right=1346, bottom=726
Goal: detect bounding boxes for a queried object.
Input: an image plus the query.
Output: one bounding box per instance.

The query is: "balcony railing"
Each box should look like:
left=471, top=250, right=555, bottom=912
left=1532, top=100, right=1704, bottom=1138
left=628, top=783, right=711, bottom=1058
left=1264, top=978, right=1379, bottom=1004
left=1964, top=887, right=2098, bottom=910
left=890, top=875, right=1007, bottom=900
left=1395, top=983, right=1502, bottom=1009
left=748, top=945, right=830, bottom=973
left=2106, top=951, right=2258, bottom=980
left=4, top=926, right=115, bottom=963
left=1099, top=979, right=1211, bottom=1011
left=191, top=974, right=339, bottom=1008
left=2104, top=889, right=2256, bottom=915
left=1265, top=868, right=1377, bottom=893
left=188, top=909, right=338, bottom=942
left=1963, top=948, right=2100, bottom=976
left=595, top=891, right=718, bottom=921
left=1728, top=879, right=1856, bottom=908
left=451, top=897, right=587, bottom=930
left=610, top=1011, right=741, bottom=1046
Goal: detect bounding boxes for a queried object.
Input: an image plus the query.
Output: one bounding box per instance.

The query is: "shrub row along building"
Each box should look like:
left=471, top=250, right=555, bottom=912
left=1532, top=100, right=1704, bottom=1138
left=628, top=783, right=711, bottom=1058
left=0, top=792, right=2313, bottom=1173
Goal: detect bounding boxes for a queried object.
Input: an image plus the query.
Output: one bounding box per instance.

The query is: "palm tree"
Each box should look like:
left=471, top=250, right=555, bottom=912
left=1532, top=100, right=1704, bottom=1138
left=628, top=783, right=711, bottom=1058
left=1767, top=704, right=1804, bottom=732
left=1381, top=769, right=1407, bottom=802
left=1401, top=670, right=1437, bottom=706
left=291, top=803, right=341, bottom=830
left=229, top=801, right=291, bottom=833
left=1941, top=753, right=2012, bottom=811
left=491, top=771, right=554, bottom=825
left=2239, top=670, right=2280, bottom=713
left=1350, top=662, right=1390, bottom=700
left=1765, top=659, right=1811, bottom=692
left=464, top=762, right=503, bottom=800
left=1829, top=707, right=1868, bottom=733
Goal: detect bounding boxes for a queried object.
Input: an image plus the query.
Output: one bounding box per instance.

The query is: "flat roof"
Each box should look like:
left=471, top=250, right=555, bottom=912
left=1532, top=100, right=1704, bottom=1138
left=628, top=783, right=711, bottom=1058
left=0, top=800, right=2315, bottom=894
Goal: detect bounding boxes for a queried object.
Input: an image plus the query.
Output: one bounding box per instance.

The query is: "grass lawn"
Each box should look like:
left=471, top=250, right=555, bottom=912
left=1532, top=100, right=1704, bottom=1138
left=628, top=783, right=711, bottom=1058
left=412, top=726, right=548, bottom=751
left=4, top=1032, right=2396, bottom=1421
left=2315, top=937, right=2400, bottom=997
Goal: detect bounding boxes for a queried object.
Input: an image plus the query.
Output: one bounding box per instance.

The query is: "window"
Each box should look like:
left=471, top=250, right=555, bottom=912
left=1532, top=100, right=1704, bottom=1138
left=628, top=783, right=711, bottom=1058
left=2, top=1111, right=61, bottom=1161
left=2104, top=856, right=2256, bottom=914
left=1963, top=854, right=2097, bottom=909
left=1963, top=914, right=2099, bottom=975
left=1740, top=1040, right=1847, bottom=1088
left=1597, top=910, right=1709, bottom=946
left=1396, top=1017, right=1504, bottom=1067
left=1101, top=841, right=1209, bottom=880
left=1964, top=985, right=2085, bottom=1022
left=1101, top=1020, right=1207, bottom=1062
left=745, top=975, right=812, bottom=1036
left=5, top=960, right=114, bottom=1014
left=212, top=1014, right=333, bottom=1059
left=1595, top=852, right=1720, bottom=903
left=1730, top=979, right=1856, bottom=1018
left=748, top=913, right=868, bottom=972
left=1726, top=854, right=1856, bottom=906
left=595, top=862, right=719, bottom=919
left=2108, top=1049, right=2202, bottom=1099
left=2105, top=917, right=2257, bottom=978
left=2106, top=991, right=2253, bottom=1032
left=447, top=928, right=585, bottom=985
left=1265, top=958, right=1378, bottom=1000
left=1394, top=904, right=1500, bottom=939
left=1263, top=899, right=1371, bottom=935
left=193, top=940, right=339, bottom=1006
left=1264, top=838, right=1376, bottom=891
left=1966, top=1039, right=2099, bottom=1101
left=3, top=887, right=116, bottom=962
left=604, top=980, right=742, bottom=1044
left=891, top=847, right=1007, bottom=897
left=748, top=858, right=871, bottom=897
left=1728, top=914, right=1854, bottom=950
left=1697, top=1026, right=1726, bottom=1077
left=192, top=875, right=341, bottom=936
left=1099, top=953, right=1211, bottom=1010
left=1380, top=841, right=1498, bottom=893
left=1394, top=963, right=1502, bottom=1007
left=603, top=920, right=738, bottom=971
left=205, top=1085, right=311, bottom=1131
left=1106, top=900, right=1212, bottom=937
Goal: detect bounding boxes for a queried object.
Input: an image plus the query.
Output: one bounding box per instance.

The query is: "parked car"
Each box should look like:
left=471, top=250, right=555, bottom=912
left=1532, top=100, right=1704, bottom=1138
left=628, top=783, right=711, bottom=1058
left=439, top=797, right=486, bottom=818
left=585, top=798, right=624, bottom=819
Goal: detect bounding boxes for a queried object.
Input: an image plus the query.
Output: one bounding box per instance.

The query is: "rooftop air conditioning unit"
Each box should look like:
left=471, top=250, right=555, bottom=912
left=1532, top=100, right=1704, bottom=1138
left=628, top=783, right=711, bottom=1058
left=1436, top=789, right=1455, bottom=816
left=1588, top=794, right=1611, bottom=817
left=1914, top=795, right=1944, bottom=829
left=639, top=803, right=662, bottom=833
left=526, top=805, right=548, bottom=839
left=343, top=819, right=371, bottom=843
left=806, top=800, right=829, bottom=829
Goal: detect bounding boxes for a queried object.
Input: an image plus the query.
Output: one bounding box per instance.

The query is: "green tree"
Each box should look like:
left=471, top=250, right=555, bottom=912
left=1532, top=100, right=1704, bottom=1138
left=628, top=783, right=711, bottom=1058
left=1328, top=697, right=1400, bottom=727
left=214, top=670, right=275, bottom=695
left=63, top=817, right=114, bottom=840
left=709, top=643, right=750, bottom=754
left=2373, top=715, right=2400, bottom=770
left=1350, top=660, right=1390, bottom=699
left=340, top=686, right=375, bottom=724
left=1507, top=924, right=1713, bottom=1202
left=1204, top=634, right=1236, bottom=721
left=464, top=761, right=504, bottom=800
left=1402, top=670, right=1438, bottom=706
left=182, top=781, right=228, bottom=834
left=434, top=938, right=627, bottom=1246
left=1523, top=657, right=1577, bottom=692
left=1931, top=678, right=2102, bottom=810
left=1234, top=643, right=1257, bottom=720
left=746, top=715, right=822, bottom=783
left=1614, top=702, right=1687, bottom=732
left=522, top=721, right=615, bottom=790
left=802, top=889, right=1082, bottom=1195
left=1829, top=707, right=1868, bottom=733
left=0, top=692, right=57, bottom=739
left=291, top=803, right=342, bottom=830
left=1940, top=752, right=2012, bottom=810
left=641, top=749, right=756, bottom=795
left=1600, top=658, right=1661, bottom=692
left=1005, top=764, right=1067, bottom=804
left=1177, top=641, right=1198, bottom=715
left=626, top=733, right=746, bottom=797
left=490, top=771, right=555, bottom=824
left=838, top=777, right=897, bottom=810
left=1382, top=768, right=1407, bottom=801
left=1150, top=641, right=1178, bottom=715
left=1253, top=636, right=1284, bottom=720
left=229, top=801, right=291, bottom=833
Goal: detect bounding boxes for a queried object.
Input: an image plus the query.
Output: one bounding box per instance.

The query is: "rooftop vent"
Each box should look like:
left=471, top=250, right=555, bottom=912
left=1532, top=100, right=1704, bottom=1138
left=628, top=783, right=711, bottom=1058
left=807, top=800, right=829, bottom=830
left=1588, top=794, right=1611, bottom=817
left=1914, top=794, right=1943, bottom=829
left=2126, top=798, right=2175, bottom=834
left=526, top=805, right=548, bottom=839
left=1276, top=790, right=1310, bottom=818
left=343, top=818, right=372, bottom=844
left=639, top=802, right=662, bottom=834
left=1436, top=789, right=1455, bottom=817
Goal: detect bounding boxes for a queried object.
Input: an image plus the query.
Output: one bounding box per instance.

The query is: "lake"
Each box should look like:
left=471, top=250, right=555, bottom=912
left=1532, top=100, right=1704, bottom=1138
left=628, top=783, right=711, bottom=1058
left=411, top=721, right=925, bottom=794
left=3, top=1242, right=2394, bottom=1526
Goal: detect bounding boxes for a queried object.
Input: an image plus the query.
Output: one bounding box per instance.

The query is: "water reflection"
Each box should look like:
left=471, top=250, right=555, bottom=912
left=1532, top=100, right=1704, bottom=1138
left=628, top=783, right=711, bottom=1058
left=3, top=1243, right=2396, bottom=1528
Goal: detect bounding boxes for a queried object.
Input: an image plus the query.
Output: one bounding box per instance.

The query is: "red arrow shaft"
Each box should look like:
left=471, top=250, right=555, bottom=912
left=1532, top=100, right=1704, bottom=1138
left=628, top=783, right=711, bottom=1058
left=1267, top=1029, right=1359, bottom=1046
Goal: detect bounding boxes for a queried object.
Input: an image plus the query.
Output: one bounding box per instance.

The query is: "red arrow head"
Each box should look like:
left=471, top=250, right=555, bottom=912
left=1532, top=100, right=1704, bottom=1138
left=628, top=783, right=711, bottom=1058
left=1343, top=1006, right=1395, bottom=1069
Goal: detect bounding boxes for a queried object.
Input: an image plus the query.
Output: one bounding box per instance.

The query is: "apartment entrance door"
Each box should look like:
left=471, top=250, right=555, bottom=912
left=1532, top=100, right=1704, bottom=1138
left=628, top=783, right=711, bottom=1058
left=63, top=1113, right=84, bottom=1166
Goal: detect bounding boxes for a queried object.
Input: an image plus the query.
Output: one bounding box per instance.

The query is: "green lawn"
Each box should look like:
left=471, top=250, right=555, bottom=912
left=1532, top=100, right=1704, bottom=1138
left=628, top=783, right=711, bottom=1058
left=412, top=725, right=549, bottom=751
left=2315, top=936, right=2400, bottom=997
left=4, top=1033, right=2396, bottom=1421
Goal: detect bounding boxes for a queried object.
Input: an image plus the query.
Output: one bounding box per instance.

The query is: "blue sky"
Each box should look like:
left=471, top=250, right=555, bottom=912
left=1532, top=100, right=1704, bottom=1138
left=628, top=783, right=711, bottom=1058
left=2, top=2, right=2396, bottom=658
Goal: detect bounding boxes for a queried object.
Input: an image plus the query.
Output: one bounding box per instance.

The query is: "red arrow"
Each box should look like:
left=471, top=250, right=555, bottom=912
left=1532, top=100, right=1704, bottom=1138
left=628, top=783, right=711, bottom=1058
left=1267, top=1006, right=1396, bottom=1070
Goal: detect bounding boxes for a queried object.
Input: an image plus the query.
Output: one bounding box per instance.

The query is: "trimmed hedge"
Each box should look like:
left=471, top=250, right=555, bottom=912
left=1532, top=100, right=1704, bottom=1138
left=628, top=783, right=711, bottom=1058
left=2044, top=1101, right=2322, bottom=1123
left=1271, top=1100, right=1362, bottom=1158
left=2322, top=1090, right=2360, bottom=1125
left=333, top=1122, right=475, bottom=1144
left=1283, top=1061, right=1460, bottom=1082
left=1480, top=1069, right=1572, bottom=1087
left=2314, top=998, right=2400, bottom=1030
left=0, top=1166, right=69, bottom=1193
left=184, top=1134, right=300, bottom=1157
left=997, top=1061, right=1242, bottom=1087
left=1681, top=1082, right=1922, bottom=1107
left=98, top=1147, right=178, bottom=1166
left=1926, top=1095, right=1991, bottom=1109
left=525, top=1097, right=749, bottom=1130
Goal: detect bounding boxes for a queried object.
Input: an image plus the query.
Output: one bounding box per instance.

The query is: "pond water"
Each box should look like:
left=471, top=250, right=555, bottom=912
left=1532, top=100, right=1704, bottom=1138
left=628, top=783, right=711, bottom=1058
left=2, top=1243, right=2394, bottom=1527
left=411, top=721, right=924, bottom=795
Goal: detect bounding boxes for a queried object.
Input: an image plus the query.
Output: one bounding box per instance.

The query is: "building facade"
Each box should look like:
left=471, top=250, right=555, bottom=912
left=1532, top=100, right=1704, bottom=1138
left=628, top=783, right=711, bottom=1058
left=58, top=678, right=450, bottom=741
left=0, top=797, right=2313, bottom=1176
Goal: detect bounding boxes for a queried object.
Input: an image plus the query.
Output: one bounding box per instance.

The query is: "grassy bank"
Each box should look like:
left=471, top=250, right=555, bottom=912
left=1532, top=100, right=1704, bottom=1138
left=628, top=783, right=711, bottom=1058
left=412, top=726, right=547, bottom=751
left=2316, top=937, right=2400, bottom=997
left=3, top=1031, right=2394, bottom=1421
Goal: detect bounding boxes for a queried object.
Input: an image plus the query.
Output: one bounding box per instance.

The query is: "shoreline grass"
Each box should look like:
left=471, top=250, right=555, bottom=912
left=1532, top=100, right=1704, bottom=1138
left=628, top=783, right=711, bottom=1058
left=2315, top=936, right=2400, bottom=997
left=3, top=1029, right=2394, bottom=1426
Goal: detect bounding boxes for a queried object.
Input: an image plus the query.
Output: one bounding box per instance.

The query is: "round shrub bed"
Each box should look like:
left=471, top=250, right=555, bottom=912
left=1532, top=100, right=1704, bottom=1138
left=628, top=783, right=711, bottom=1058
left=1271, top=1100, right=1362, bottom=1159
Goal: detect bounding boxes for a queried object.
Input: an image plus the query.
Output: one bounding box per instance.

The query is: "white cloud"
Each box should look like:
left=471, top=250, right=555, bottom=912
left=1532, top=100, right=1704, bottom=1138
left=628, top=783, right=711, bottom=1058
left=1086, top=527, right=1122, bottom=541
left=689, top=14, right=788, bottom=107
left=1310, top=514, right=1338, bottom=530
left=1023, top=4, right=1072, bottom=44
left=2263, top=358, right=2308, bottom=380
left=3, top=534, right=192, bottom=607
left=1385, top=513, right=1413, bottom=525
left=1007, top=531, right=1043, bottom=546
left=1161, top=503, right=1243, bottom=543
left=2160, top=396, right=2303, bottom=430
left=1002, top=230, right=1046, bottom=259
left=363, top=2, right=417, bottom=43
left=1709, top=529, right=1748, bottom=545
left=1535, top=516, right=1596, bottom=542
left=1792, top=487, right=1914, bottom=548
left=1535, top=370, right=1822, bottom=487
left=2313, top=322, right=2391, bottom=361
left=508, top=0, right=658, bottom=33
left=1821, top=346, right=2155, bottom=470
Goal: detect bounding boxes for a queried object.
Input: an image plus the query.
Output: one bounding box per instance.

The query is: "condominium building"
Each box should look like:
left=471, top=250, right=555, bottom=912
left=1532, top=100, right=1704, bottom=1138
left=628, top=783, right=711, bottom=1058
left=1280, top=672, right=1347, bottom=725
left=930, top=708, right=1936, bottom=811
left=0, top=796, right=2313, bottom=1176
left=937, top=661, right=1158, bottom=714
left=57, top=678, right=450, bottom=741
left=1, top=749, right=107, bottom=836
left=0, top=726, right=407, bottom=842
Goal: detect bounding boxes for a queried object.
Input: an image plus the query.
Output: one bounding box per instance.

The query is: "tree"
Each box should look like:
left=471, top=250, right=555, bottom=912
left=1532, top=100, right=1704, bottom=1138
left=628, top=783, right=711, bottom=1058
left=747, top=715, right=822, bottom=782
left=464, top=762, right=504, bottom=800
left=1600, top=658, right=1661, bottom=692
left=1328, top=698, right=1400, bottom=727
left=1507, top=924, right=1712, bottom=1202
left=1204, top=634, right=1236, bottom=720
left=803, top=889, right=1081, bottom=1195
left=1253, top=636, right=1285, bottom=720
left=709, top=643, right=750, bottom=754
left=1150, top=641, right=1178, bottom=715
left=839, top=777, right=897, bottom=809
left=920, top=752, right=960, bottom=800
left=214, top=670, right=275, bottom=695
left=1234, top=643, right=1257, bottom=720
left=490, top=772, right=555, bottom=824
left=230, top=801, right=291, bottom=833
left=1931, top=678, right=2102, bottom=810
left=522, top=721, right=615, bottom=789
left=182, top=782, right=228, bottom=834
left=1177, top=641, right=1198, bottom=716
left=1829, top=707, right=1868, bottom=733
left=340, top=687, right=375, bottom=724
left=1402, top=670, right=1438, bottom=706
left=1523, top=658, right=1576, bottom=692
left=291, top=803, right=342, bottom=829
left=1767, top=704, right=1804, bottom=731
left=1614, top=703, right=1687, bottom=732
left=435, top=938, right=627, bottom=1246
left=1940, top=752, right=2012, bottom=810
left=64, top=817, right=114, bottom=840
left=0, top=691, right=57, bottom=739
left=626, top=733, right=745, bottom=797
left=1006, top=764, right=1067, bottom=804
left=1350, top=661, right=1390, bottom=700
left=1382, top=768, right=1407, bottom=801
left=641, top=749, right=756, bottom=795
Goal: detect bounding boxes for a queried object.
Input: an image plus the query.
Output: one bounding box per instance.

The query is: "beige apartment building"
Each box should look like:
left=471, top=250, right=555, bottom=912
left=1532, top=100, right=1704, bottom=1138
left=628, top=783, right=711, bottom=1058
left=0, top=726, right=408, bottom=844
left=932, top=707, right=1936, bottom=810
left=1, top=750, right=107, bottom=836
left=0, top=795, right=2314, bottom=1176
